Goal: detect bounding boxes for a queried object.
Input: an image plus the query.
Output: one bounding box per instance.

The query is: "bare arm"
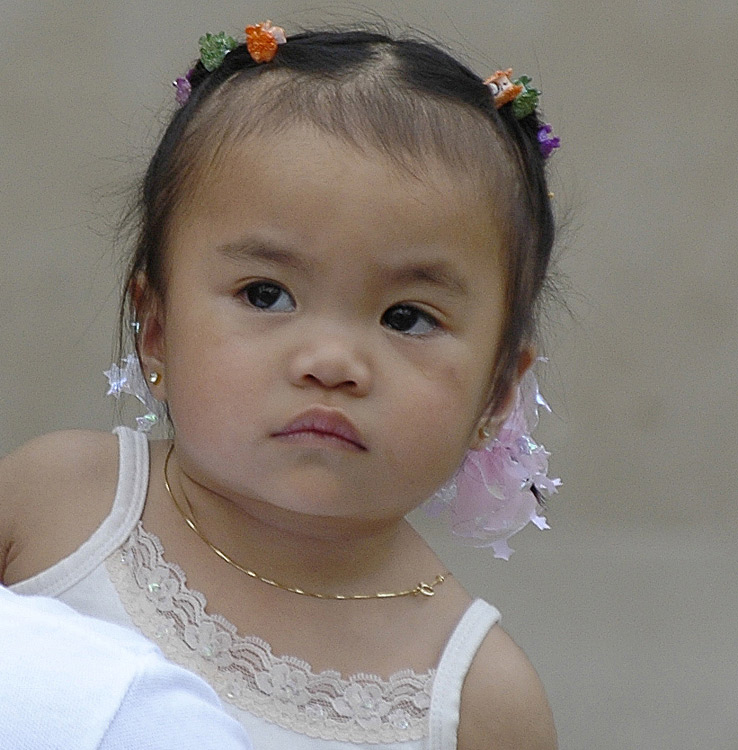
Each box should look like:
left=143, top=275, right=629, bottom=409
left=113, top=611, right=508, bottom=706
left=458, top=625, right=557, bottom=750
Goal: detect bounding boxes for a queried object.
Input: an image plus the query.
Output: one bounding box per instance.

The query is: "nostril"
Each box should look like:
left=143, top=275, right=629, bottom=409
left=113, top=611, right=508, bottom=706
left=303, top=371, right=357, bottom=389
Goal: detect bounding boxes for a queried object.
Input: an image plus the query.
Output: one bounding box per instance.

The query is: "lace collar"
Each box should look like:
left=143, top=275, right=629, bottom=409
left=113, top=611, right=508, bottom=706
left=106, top=523, right=434, bottom=743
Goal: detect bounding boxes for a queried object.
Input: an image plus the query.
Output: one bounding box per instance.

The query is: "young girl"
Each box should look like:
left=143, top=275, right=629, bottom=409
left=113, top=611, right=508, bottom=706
left=1, top=22, right=560, bottom=750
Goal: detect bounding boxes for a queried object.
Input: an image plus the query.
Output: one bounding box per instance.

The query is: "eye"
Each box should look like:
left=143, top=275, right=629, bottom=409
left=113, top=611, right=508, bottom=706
left=381, top=304, right=439, bottom=336
left=241, top=281, right=295, bottom=312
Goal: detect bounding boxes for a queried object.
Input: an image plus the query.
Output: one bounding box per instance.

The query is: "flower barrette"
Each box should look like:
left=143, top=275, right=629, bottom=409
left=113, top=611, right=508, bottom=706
left=424, top=366, right=560, bottom=559
left=484, top=69, right=523, bottom=108
left=173, top=68, right=194, bottom=106
left=537, top=123, right=561, bottom=158
left=484, top=69, right=560, bottom=159
left=245, top=20, right=287, bottom=63
left=173, top=21, right=286, bottom=106
left=198, top=31, right=239, bottom=71
left=484, top=69, right=541, bottom=116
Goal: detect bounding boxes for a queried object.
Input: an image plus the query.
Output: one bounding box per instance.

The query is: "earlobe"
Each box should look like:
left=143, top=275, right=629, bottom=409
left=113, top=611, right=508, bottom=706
left=130, top=274, right=167, bottom=399
left=470, top=423, right=492, bottom=451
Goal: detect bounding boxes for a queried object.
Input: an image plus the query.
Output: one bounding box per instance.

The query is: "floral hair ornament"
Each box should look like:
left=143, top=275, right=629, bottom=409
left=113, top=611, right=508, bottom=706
left=510, top=74, right=541, bottom=118
left=198, top=31, right=239, bottom=71
left=484, top=70, right=560, bottom=159
left=484, top=69, right=523, bottom=108
left=172, top=29, right=239, bottom=106
left=424, top=365, right=560, bottom=560
left=104, top=353, right=164, bottom=433
left=173, top=22, right=286, bottom=106
left=537, top=123, right=561, bottom=158
left=173, top=68, right=194, bottom=106
left=245, top=20, right=286, bottom=63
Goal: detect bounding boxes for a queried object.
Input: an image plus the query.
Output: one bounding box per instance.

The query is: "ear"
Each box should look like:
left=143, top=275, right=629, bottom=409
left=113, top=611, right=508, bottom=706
left=130, top=273, right=168, bottom=401
left=469, top=345, right=536, bottom=451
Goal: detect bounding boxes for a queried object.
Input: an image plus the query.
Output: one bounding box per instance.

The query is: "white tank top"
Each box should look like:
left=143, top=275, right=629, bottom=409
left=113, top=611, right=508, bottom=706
left=11, top=427, right=501, bottom=750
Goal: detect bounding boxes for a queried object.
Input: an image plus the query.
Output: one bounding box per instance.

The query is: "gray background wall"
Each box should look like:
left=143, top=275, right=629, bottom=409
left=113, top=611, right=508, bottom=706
left=2, top=1, right=736, bottom=747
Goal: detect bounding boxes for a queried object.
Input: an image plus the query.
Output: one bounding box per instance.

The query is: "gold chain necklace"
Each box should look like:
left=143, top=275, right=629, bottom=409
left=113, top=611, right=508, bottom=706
left=163, top=445, right=447, bottom=600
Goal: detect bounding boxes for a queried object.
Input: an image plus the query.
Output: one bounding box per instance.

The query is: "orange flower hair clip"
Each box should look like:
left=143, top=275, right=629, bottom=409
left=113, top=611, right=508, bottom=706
left=245, top=20, right=287, bottom=63
left=484, top=69, right=524, bottom=109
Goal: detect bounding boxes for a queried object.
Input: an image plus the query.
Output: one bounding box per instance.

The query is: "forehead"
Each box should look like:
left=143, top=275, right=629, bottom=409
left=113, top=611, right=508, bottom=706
left=169, top=125, right=505, bottom=277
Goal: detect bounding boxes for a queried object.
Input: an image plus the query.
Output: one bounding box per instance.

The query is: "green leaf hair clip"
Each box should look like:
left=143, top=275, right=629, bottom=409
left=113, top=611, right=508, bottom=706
left=511, top=75, right=542, bottom=119
left=198, top=31, right=238, bottom=72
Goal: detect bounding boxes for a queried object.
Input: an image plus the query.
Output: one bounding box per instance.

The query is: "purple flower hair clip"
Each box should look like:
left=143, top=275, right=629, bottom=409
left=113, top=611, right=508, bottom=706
left=173, top=68, right=194, bottom=106
left=537, top=123, right=561, bottom=159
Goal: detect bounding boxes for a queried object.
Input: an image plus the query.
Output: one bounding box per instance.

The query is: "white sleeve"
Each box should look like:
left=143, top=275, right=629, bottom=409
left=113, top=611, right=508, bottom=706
left=0, top=587, right=252, bottom=750
left=99, top=651, right=252, bottom=750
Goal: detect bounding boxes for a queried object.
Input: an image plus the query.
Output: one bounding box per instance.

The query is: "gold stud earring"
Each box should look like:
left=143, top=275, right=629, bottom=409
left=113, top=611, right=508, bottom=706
left=478, top=424, right=491, bottom=442
left=148, top=371, right=162, bottom=386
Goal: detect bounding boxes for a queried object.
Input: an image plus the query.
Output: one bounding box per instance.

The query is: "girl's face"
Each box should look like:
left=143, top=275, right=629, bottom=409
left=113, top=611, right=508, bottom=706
left=143, top=125, right=515, bottom=524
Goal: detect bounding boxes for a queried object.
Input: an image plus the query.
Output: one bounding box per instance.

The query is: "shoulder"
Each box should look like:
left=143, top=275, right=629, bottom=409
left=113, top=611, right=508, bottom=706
left=0, top=429, right=118, bottom=516
left=1, top=428, right=118, bottom=481
left=0, top=430, right=119, bottom=583
left=458, top=623, right=557, bottom=750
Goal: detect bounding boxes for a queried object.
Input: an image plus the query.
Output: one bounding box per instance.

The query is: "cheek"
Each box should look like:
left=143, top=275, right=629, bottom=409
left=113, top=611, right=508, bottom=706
left=163, top=324, right=255, bottom=429
left=387, top=359, right=488, bottom=475
left=433, top=350, right=495, bottom=419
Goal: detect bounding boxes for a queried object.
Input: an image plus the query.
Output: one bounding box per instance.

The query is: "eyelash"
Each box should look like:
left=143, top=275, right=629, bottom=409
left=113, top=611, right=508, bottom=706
left=239, top=281, right=441, bottom=337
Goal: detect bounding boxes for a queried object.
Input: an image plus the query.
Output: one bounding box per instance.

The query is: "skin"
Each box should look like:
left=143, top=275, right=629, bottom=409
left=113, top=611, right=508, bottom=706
left=1, top=124, right=555, bottom=749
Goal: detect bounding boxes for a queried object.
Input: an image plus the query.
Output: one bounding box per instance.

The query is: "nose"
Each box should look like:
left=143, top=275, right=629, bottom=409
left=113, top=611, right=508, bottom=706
left=289, top=327, right=371, bottom=396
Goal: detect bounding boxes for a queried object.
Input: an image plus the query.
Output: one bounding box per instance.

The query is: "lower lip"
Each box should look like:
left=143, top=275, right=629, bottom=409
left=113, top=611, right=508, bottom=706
left=274, top=429, right=365, bottom=452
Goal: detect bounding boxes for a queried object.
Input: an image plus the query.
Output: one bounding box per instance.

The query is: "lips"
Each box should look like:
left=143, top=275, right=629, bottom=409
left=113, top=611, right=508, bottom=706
left=273, top=408, right=367, bottom=451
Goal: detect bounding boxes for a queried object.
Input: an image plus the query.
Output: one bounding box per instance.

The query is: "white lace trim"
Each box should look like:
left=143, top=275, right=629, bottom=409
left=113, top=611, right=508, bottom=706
left=106, top=523, right=433, bottom=743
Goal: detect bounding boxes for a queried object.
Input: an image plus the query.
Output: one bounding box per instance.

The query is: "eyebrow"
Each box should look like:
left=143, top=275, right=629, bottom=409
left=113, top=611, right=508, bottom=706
left=217, top=237, right=468, bottom=296
left=377, top=261, right=469, bottom=297
left=216, top=238, right=313, bottom=273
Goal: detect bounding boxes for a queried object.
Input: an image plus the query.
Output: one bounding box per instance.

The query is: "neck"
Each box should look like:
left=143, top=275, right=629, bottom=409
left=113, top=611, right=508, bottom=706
left=166, top=446, right=439, bottom=594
